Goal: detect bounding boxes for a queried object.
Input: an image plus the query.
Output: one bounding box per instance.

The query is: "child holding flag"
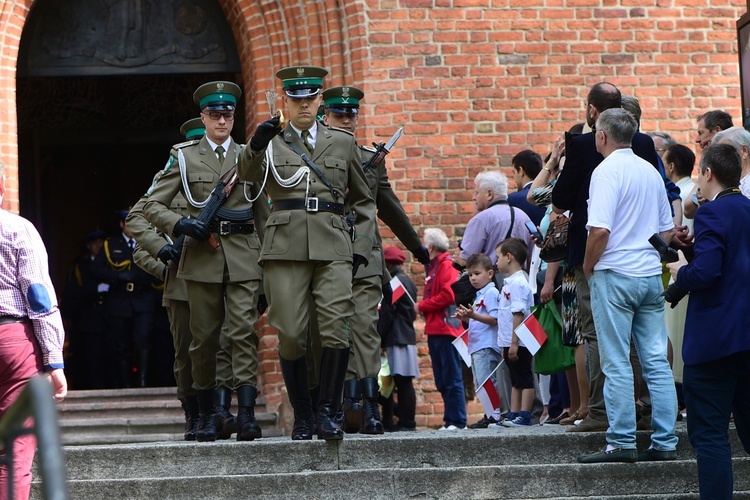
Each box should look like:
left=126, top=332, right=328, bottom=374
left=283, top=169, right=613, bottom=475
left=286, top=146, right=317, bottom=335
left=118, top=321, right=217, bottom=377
left=455, top=254, right=502, bottom=428
left=378, top=246, right=420, bottom=431
left=496, top=238, right=536, bottom=427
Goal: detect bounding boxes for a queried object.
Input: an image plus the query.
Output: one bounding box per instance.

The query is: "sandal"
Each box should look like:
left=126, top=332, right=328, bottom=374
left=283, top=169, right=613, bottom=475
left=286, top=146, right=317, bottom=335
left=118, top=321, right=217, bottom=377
left=559, top=411, right=580, bottom=426
left=545, top=411, right=570, bottom=425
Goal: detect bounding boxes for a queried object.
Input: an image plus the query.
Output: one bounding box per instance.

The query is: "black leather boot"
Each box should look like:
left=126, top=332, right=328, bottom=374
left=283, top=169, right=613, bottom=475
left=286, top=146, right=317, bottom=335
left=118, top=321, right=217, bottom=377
left=237, top=385, right=262, bottom=441
left=360, top=377, right=385, bottom=434
left=195, top=389, right=217, bottom=442
left=183, top=395, right=199, bottom=441
left=341, top=378, right=362, bottom=434
left=280, top=356, right=314, bottom=440
left=316, top=347, right=349, bottom=441
left=214, top=387, right=238, bottom=440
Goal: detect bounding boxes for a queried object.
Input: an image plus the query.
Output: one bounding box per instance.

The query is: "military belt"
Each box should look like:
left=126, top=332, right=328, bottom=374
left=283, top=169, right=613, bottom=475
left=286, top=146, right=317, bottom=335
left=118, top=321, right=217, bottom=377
left=272, top=198, right=345, bottom=215
left=211, top=220, right=255, bottom=236
left=124, top=283, right=150, bottom=293
left=0, top=315, right=28, bottom=326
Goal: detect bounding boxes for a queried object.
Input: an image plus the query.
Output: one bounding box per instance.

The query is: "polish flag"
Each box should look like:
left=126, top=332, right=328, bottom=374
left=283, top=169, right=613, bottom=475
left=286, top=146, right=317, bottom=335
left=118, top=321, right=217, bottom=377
left=514, top=313, right=548, bottom=356
left=389, top=276, right=413, bottom=304
left=451, top=329, right=471, bottom=368
left=475, top=365, right=502, bottom=418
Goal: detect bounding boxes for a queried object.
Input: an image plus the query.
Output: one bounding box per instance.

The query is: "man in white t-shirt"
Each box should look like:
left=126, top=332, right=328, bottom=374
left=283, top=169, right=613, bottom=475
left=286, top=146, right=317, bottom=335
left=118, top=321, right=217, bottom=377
left=577, top=108, right=678, bottom=464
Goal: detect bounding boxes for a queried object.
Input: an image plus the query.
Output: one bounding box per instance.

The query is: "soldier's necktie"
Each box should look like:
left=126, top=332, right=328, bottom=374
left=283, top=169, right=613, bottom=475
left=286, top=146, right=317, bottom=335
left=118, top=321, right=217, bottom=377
left=216, top=145, right=225, bottom=164
left=301, top=130, right=314, bottom=154
left=128, top=239, right=135, bottom=252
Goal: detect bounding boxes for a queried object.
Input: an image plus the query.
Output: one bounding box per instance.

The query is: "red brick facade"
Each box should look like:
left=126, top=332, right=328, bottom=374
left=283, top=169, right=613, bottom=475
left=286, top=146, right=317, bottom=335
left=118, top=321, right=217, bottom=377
left=1, top=0, right=747, bottom=427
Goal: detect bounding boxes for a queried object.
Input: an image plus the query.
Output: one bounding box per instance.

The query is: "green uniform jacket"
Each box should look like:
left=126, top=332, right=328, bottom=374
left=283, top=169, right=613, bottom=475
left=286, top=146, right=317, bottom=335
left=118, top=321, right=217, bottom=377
left=353, top=144, right=422, bottom=279
left=143, top=137, right=269, bottom=284
left=237, top=124, right=376, bottom=263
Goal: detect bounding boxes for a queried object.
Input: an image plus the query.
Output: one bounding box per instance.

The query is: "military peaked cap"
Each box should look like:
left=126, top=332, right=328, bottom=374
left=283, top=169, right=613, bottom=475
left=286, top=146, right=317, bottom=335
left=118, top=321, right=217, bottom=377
left=180, top=117, right=206, bottom=139
left=322, top=86, right=364, bottom=114
left=276, top=66, right=328, bottom=98
left=193, top=81, right=241, bottom=111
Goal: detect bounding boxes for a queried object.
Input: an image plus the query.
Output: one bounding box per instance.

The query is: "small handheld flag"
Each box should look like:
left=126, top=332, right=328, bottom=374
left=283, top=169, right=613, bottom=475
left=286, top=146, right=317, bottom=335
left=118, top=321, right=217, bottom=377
left=514, top=313, right=548, bottom=356
left=451, top=329, right=471, bottom=367
left=389, top=275, right=414, bottom=304
left=475, top=362, right=503, bottom=418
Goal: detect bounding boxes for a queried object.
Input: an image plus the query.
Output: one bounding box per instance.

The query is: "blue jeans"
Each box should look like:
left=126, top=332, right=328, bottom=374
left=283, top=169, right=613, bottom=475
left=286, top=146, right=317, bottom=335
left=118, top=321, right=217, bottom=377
left=683, top=350, right=750, bottom=500
left=428, top=335, right=467, bottom=427
left=589, top=270, right=677, bottom=451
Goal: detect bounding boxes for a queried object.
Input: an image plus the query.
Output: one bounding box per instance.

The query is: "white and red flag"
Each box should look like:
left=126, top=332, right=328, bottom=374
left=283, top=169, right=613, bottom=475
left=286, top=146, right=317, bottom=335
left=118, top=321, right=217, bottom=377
left=451, top=329, right=471, bottom=368
left=514, top=313, right=548, bottom=356
left=389, top=275, right=414, bottom=304
left=475, top=363, right=503, bottom=418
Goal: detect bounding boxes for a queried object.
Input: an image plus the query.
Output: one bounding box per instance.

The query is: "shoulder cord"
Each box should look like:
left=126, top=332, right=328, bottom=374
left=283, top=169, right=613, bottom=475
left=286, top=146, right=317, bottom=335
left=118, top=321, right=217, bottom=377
left=178, top=149, right=209, bottom=209
left=103, top=240, right=131, bottom=271
left=240, top=144, right=264, bottom=203
left=263, top=140, right=312, bottom=198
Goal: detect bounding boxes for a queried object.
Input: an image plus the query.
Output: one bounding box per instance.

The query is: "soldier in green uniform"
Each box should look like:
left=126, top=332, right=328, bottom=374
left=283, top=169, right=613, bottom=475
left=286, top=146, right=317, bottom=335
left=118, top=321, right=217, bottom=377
left=143, top=82, right=268, bottom=442
left=321, top=86, right=430, bottom=433
left=127, top=118, right=241, bottom=440
left=238, top=66, right=376, bottom=441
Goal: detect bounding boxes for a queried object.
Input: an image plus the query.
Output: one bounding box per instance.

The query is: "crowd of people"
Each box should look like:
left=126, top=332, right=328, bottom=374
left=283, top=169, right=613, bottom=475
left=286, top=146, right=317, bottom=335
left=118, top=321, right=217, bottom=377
left=2, top=73, right=750, bottom=500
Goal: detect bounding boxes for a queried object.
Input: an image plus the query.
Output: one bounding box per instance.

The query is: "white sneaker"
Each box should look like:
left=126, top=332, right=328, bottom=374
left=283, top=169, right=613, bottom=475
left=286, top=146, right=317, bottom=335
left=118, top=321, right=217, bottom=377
left=439, top=424, right=465, bottom=431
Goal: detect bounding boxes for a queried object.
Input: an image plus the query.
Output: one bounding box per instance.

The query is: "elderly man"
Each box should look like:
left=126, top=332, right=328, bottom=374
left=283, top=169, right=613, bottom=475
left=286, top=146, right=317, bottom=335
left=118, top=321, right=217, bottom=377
left=457, top=171, right=533, bottom=267
left=577, top=108, right=677, bottom=464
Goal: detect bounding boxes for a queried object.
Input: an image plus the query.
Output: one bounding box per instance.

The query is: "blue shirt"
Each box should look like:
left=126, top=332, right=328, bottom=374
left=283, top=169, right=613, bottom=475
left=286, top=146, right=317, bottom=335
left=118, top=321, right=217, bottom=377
left=468, top=282, right=501, bottom=355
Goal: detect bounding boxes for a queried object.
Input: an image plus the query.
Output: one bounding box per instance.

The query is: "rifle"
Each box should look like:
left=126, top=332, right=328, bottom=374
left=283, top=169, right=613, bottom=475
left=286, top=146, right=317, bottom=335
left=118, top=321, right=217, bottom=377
left=171, top=165, right=241, bottom=260
left=362, top=127, right=403, bottom=173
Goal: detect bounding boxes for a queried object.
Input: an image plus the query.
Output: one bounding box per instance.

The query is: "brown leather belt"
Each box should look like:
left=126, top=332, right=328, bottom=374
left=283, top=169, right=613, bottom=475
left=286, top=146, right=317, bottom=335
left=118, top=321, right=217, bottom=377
left=272, top=198, right=345, bottom=215
left=0, top=315, right=28, bottom=326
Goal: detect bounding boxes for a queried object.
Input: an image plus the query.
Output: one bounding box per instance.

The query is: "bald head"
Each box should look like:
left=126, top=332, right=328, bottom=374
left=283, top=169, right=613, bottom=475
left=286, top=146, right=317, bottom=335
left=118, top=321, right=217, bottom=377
left=586, top=82, right=621, bottom=128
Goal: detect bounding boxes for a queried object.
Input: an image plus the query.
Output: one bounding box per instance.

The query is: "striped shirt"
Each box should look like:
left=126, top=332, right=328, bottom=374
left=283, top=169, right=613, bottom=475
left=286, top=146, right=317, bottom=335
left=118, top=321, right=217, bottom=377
left=0, top=209, right=65, bottom=369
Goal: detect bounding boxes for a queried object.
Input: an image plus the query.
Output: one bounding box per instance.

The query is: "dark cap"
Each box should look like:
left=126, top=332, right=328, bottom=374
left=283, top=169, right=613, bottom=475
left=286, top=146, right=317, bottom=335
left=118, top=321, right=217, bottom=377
left=323, top=86, right=364, bottom=114
left=276, top=66, right=328, bottom=98
left=84, top=228, right=106, bottom=242
left=180, top=117, right=205, bottom=139
left=117, top=208, right=130, bottom=221
left=384, top=246, right=406, bottom=265
left=193, top=81, right=241, bottom=111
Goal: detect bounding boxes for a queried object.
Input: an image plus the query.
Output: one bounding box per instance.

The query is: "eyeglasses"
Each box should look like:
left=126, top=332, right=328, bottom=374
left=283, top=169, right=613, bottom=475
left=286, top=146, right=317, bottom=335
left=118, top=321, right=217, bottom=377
left=204, top=111, right=235, bottom=121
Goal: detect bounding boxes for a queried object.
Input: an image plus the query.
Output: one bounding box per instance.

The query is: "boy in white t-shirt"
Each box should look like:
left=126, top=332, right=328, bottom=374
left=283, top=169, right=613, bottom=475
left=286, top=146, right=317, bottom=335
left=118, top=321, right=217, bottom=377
left=496, top=238, right=536, bottom=427
left=455, top=253, right=501, bottom=428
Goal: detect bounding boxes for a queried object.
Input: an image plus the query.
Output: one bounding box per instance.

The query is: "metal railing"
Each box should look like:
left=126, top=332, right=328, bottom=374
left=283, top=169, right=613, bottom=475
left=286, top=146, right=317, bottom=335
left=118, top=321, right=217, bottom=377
left=0, top=376, right=68, bottom=500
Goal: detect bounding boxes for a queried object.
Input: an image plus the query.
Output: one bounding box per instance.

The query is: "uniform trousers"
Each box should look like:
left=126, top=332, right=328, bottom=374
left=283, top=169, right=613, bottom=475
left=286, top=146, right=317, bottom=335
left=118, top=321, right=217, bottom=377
left=683, top=350, right=750, bottom=500
left=166, top=299, right=193, bottom=400
left=185, top=276, right=260, bottom=390
left=0, top=322, right=42, bottom=500
left=347, top=274, right=382, bottom=380
left=265, top=260, right=352, bottom=361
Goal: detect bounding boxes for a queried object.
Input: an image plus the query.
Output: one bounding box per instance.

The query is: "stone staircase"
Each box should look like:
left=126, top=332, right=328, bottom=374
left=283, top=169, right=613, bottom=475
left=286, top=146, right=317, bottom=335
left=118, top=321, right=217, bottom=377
left=56, top=387, right=281, bottom=445
left=32, top=420, right=750, bottom=499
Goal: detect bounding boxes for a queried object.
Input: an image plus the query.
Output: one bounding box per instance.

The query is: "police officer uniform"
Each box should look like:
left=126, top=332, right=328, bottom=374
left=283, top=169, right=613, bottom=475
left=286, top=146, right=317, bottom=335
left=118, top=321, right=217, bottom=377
left=238, top=66, right=376, bottom=441
left=92, top=210, right=158, bottom=389
left=321, top=86, right=429, bottom=434
left=143, top=82, right=268, bottom=442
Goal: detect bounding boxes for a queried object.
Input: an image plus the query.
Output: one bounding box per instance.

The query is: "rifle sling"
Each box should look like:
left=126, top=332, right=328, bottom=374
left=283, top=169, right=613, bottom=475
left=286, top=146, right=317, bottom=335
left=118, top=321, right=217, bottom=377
left=284, top=141, right=339, bottom=200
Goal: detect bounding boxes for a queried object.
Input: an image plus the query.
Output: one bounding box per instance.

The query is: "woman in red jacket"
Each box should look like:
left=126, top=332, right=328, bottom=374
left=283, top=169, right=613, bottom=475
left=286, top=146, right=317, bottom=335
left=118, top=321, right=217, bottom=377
left=415, top=228, right=467, bottom=430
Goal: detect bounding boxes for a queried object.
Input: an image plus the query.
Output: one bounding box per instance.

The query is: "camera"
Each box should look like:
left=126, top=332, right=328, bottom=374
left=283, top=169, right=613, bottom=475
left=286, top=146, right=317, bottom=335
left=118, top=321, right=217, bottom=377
left=648, top=233, right=679, bottom=263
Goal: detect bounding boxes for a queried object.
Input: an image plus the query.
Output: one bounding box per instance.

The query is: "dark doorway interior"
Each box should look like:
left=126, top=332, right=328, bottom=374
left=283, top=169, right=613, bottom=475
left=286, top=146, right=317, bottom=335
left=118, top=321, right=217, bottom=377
left=17, top=73, right=247, bottom=293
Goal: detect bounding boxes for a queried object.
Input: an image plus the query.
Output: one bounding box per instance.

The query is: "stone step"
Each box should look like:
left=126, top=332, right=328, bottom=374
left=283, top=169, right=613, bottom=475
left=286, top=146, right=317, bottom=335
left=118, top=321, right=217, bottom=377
left=32, top=425, right=749, bottom=499
left=42, top=459, right=750, bottom=499
left=58, top=387, right=181, bottom=405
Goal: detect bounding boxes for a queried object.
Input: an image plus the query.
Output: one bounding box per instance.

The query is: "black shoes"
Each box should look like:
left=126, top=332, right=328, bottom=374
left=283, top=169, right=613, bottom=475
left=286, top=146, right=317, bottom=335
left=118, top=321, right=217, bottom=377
left=315, top=348, right=349, bottom=441
left=638, top=448, right=677, bottom=461
left=341, top=379, right=363, bottom=434
left=195, top=390, right=217, bottom=442
left=279, top=356, right=314, bottom=440
left=236, top=385, right=262, bottom=441
left=577, top=447, right=638, bottom=464
left=182, top=395, right=199, bottom=441
left=214, top=387, right=237, bottom=440
left=360, top=377, right=385, bottom=435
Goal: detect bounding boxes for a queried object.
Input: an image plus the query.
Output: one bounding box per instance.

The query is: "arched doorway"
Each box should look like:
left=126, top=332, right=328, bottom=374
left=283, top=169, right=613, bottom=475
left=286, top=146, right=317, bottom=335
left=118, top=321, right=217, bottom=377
left=17, top=0, right=246, bottom=293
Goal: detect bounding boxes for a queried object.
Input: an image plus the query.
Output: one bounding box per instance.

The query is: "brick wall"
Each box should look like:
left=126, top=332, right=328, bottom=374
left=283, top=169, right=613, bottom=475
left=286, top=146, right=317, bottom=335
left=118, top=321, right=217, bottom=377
left=2, top=0, right=747, bottom=428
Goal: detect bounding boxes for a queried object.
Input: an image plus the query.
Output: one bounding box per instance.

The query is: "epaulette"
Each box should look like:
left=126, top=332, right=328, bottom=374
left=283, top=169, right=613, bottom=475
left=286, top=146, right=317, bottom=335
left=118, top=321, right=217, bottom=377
left=359, top=144, right=377, bottom=153
left=328, top=126, right=354, bottom=137
left=173, top=139, right=200, bottom=150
